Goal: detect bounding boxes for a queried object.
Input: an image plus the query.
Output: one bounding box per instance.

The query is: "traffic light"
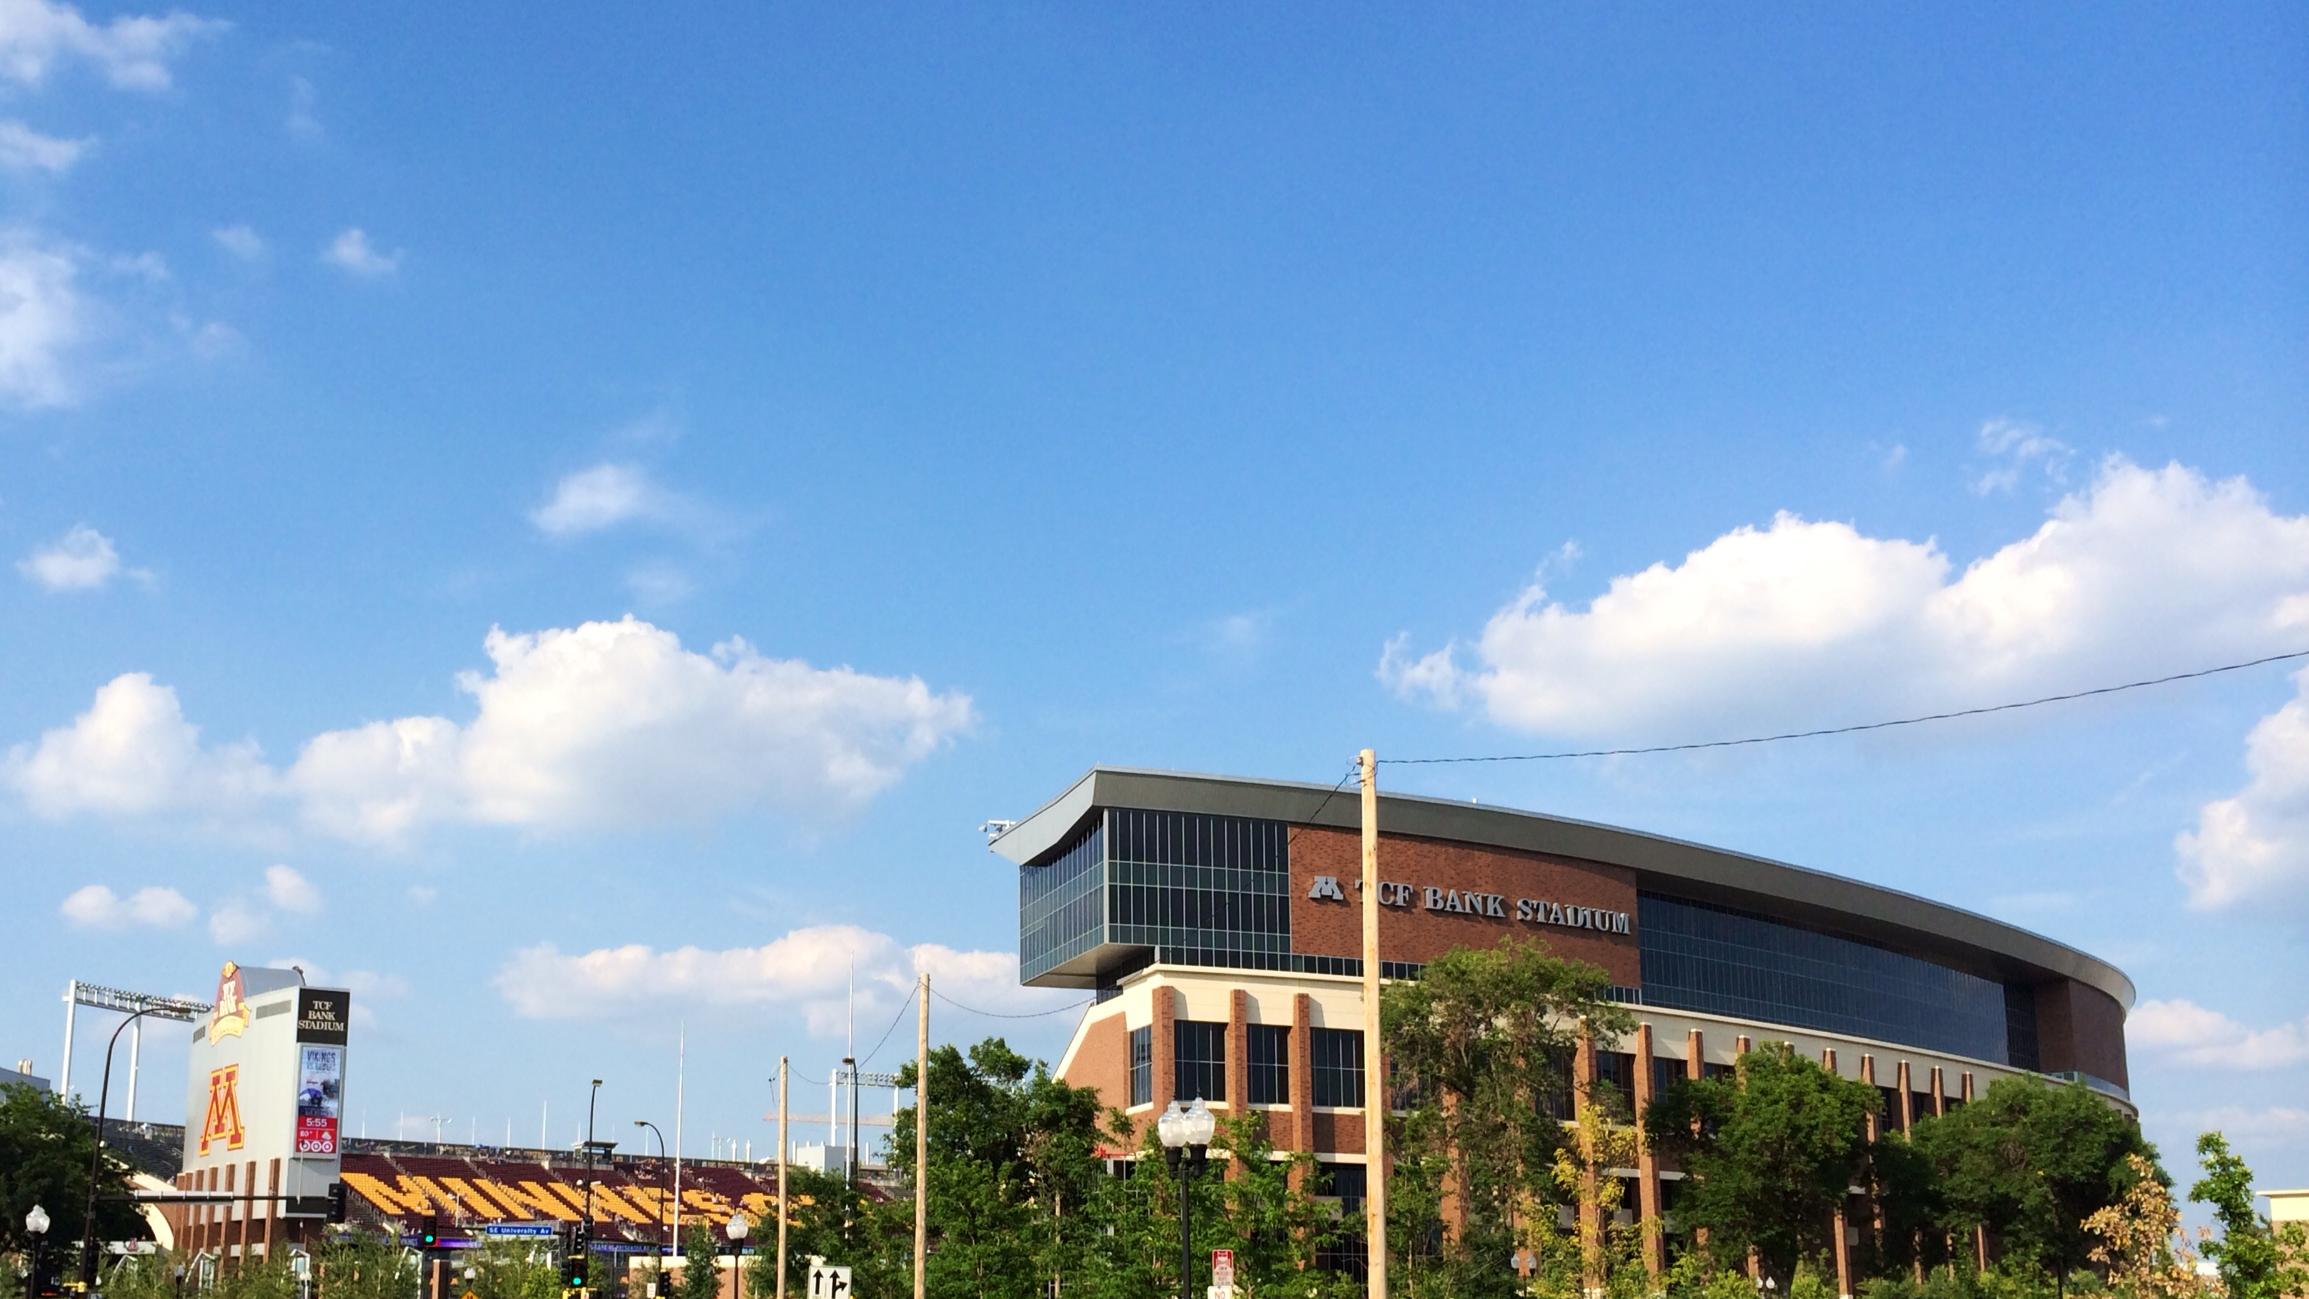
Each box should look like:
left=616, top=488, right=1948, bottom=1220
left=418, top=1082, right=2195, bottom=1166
left=419, top=1215, right=440, bottom=1248
left=326, top=1181, right=348, bottom=1224
left=561, top=1244, right=588, bottom=1290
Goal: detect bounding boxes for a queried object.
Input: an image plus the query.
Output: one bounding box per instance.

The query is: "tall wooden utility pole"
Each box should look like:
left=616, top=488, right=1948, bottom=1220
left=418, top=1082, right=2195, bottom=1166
left=775, top=1057, right=788, bottom=1299
left=914, top=971, right=930, bottom=1299
left=1360, top=747, right=1389, bottom=1299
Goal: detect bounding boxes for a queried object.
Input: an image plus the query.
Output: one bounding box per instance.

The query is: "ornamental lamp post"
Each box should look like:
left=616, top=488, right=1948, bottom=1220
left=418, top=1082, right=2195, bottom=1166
left=723, top=1215, right=750, bottom=1299
left=25, top=1205, right=49, bottom=1299
left=1155, top=1099, right=1215, bottom=1299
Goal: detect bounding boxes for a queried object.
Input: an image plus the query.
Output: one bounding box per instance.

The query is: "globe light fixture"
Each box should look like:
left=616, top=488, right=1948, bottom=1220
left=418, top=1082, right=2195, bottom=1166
left=1155, top=1099, right=1216, bottom=1299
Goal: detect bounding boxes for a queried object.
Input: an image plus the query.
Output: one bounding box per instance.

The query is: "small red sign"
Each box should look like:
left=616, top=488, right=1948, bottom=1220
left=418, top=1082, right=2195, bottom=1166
left=1210, top=1249, right=1235, bottom=1286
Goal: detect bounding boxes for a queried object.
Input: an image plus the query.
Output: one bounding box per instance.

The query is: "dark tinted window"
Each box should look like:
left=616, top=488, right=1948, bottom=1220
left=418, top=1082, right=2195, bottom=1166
left=1248, top=1024, right=1289, bottom=1105
left=1638, top=893, right=2032, bottom=1064
left=1128, top=1026, right=1152, bottom=1107
left=1312, top=1027, right=1364, bottom=1108
left=1174, top=1020, right=1226, bottom=1104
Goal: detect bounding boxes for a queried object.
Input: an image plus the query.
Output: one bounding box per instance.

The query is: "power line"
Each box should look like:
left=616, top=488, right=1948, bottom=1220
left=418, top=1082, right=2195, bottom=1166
left=1382, top=648, right=2309, bottom=766
left=928, top=986, right=1092, bottom=1019
left=1283, top=764, right=1360, bottom=847
left=860, top=986, right=918, bottom=1066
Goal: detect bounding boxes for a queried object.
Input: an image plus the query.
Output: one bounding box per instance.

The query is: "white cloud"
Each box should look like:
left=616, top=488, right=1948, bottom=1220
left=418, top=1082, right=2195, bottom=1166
left=0, top=233, right=85, bottom=407
left=58, top=882, right=194, bottom=928
left=1972, top=417, right=2074, bottom=495
left=1383, top=458, right=2309, bottom=745
left=290, top=616, right=974, bottom=839
left=211, top=224, right=263, bottom=261
left=2130, top=998, right=2309, bottom=1070
left=494, top=923, right=1068, bottom=1033
left=17, top=523, right=126, bottom=590
left=6, top=618, right=973, bottom=842
left=2169, top=1105, right=2309, bottom=1148
left=265, top=957, right=406, bottom=1026
left=207, top=898, right=264, bottom=945
left=530, top=463, right=688, bottom=538
left=0, top=118, right=88, bottom=170
left=4, top=672, right=271, bottom=817
left=322, top=227, right=399, bottom=277
left=406, top=883, right=438, bottom=906
left=2177, top=668, right=2309, bottom=912
left=263, top=864, right=319, bottom=913
left=0, top=0, right=223, bottom=92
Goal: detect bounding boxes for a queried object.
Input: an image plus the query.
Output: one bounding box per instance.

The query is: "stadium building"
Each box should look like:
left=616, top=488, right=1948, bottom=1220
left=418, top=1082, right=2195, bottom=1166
left=992, top=768, right=2135, bottom=1290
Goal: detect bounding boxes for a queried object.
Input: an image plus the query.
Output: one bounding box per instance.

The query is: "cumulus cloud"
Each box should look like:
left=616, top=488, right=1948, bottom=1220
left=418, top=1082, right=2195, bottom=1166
left=4, top=672, right=271, bottom=817
left=0, top=118, right=88, bottom=170
left=263, top=864, right=319, bottom=913
left=2169, top=1105, right=2309, bottom=1148
left=494, top=923, right=1066, bottom=1034
left=530, top=463, right=697, bottom=538
left=6, top=618, right=972, bottom=842
left=290, top=617, right=973, bottom=839
left=1383, top=458, right=2309, bottom=744
left=321, top=227, right=399, bottom=277
left=2177, top=668, right=2309, bottom=912
left=58, top=883, right=194, bottom=928
left=2129, top=998, right=2309, bottom=1070
left=0, top=233, right=85, bottom=406
left=0, top=0, right=223, bottom=92
left=17, top=524, right=132, bottom=590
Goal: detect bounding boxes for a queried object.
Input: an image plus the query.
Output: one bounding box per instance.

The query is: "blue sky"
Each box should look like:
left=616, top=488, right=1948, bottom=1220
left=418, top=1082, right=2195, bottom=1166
left=3, top=1, right=2306, bottom=1200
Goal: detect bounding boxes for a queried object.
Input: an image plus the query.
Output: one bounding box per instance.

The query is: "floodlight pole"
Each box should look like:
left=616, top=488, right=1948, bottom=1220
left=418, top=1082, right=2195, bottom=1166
left=82, top=1007, right=166, bottom=1287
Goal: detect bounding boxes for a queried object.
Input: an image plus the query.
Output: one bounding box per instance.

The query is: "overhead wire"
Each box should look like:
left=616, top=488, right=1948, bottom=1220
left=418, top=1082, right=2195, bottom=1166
left=1380, top=649, right=2309, bottom=766
left=928, top=986, right=1092, bottom=1019
left=859, top=984, right=918, bottom=1066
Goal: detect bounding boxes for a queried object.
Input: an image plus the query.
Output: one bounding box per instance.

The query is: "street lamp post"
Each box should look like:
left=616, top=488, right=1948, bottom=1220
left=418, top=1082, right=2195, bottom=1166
left=1155, top=1099, right=1215, bottom=1299
left=634, top=1121, right=670, bottom=1281
left=82, top=1006, right=167, bottom=1287
left=26, top=1204, right=50, bottom=1299
left=723, top=1215, right=749, bottom=1299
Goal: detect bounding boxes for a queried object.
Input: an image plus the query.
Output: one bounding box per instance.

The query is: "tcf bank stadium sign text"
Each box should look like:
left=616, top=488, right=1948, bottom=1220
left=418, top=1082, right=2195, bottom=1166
left=1306, top=875, right=1632, bottom=935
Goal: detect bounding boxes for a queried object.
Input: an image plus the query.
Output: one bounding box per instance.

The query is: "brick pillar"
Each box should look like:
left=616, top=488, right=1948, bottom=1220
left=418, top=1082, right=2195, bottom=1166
left=1963, top=1073, right=1987, bottom=1269
left=1634, top=1024, right=1664, bottom=1277
left=1823, top=1050, right=1851, bottom=1299
left=1227, top=991, right=1250, bottom=1117
left=1686, top=1029, right=1707, bottom=1256
left=1895, top=1063, right=1920, bottom=1279
left=1290, top=994, right=1315, bottom=1155
left=265, top=1158, right=281, bottom=1258
left=1152, top=985, right=1179, bottom=1119
left=1735, top=1034, right=1752, bottom=1056
left=1860, top=1057, right=1883, bottom=1262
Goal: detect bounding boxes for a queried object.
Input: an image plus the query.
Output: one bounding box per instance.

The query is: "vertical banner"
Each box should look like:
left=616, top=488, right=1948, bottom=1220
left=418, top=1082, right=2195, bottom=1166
left=294, top=989, right=350, bottom=1156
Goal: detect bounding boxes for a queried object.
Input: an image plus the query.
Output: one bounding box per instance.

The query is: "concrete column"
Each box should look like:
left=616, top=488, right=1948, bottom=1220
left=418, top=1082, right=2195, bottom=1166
left=1634, top=1023, right=1664, bottom=1278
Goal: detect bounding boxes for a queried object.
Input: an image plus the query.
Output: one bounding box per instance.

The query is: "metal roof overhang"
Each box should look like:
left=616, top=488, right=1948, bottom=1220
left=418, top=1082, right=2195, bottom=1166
left=991, top=766, right=2135, bottom=1009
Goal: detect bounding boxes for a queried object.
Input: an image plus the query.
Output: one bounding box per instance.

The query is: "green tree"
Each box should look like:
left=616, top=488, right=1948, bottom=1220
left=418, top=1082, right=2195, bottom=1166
left=315, top=1229, right=424, bottom=1299
left=2192, top=1132, right=2281, bottom=1299
left=1645, top=1042, right=1881, bottom=1286
left=0, top=1082, right=147, bottom=1257
left=1208, top=1110, right=1360, bottom=1299
left=752, top=1167, right=885, bottom=1298
left=1909, top=1077, right=2158, bottom=1290
left=677, top=1225, right=723, bottom=1299
left=883, top=1038, right=1108, bottom=1299
left=463, top=1237, right=561, bottom=1299
left=1382, top=937, right=1636, bottom=1299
